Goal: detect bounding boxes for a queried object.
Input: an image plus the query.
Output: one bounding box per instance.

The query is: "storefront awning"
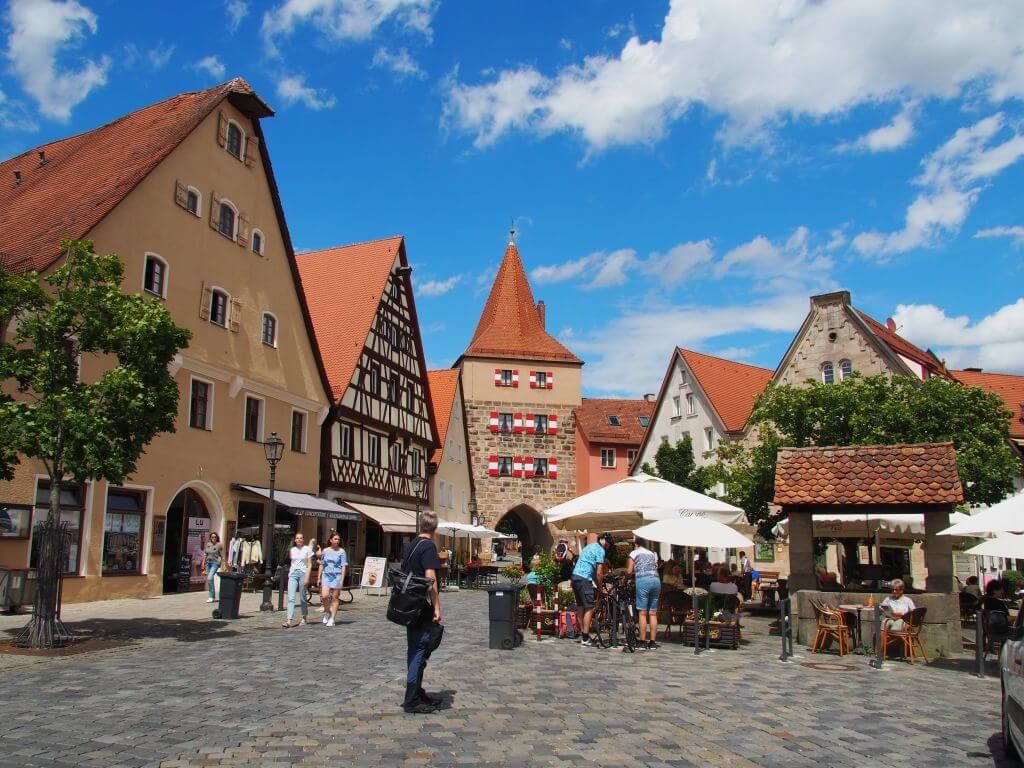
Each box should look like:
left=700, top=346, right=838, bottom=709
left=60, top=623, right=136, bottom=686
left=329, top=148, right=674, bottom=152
left=346, top=503, right=446, bottom=534
left=234, top=485, right=361, bottom=522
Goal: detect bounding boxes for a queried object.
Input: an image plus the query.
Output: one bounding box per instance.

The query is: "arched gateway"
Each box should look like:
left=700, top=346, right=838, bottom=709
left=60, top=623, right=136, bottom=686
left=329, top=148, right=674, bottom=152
left=495, top=504, right=552, bottom=568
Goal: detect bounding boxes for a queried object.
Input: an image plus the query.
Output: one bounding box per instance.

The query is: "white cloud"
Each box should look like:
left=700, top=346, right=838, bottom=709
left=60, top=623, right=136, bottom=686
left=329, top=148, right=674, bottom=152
left=225, top=0, right=248, bottom=32
left=444, top=0, right=1024, bottom=152
left=5, top=0, right=110, bottom=121
left=893, top=299, right=1024, bottom=373
left=840, top=104, right=916, bottom=153
left=262, top=0, right=435, bottom=55
left=854, top=113, right=1024, bottom=257
left=0, top=88, right=37, bottom=131
left=418, top=275, right=461, bottom=297
left=532, top=240, right=713, bottom=291
left=976, top=225, right=1024, bottom=247
left=643, top=240, right=714, bottom=285
left=147, top=43, right=174, bottom=70
left=372, top=46, right=424, bottom=79
left=196, top=55, right=226, bottom=80
left=275, top=74, right=336, bottom=110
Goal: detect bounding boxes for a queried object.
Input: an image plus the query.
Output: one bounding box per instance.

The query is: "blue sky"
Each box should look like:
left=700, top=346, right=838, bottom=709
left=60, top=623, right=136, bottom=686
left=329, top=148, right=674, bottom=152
left=2, top=0, right=1024, bottom=396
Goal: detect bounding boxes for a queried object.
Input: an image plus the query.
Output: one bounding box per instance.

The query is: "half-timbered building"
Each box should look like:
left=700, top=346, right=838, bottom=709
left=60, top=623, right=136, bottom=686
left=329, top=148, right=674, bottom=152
left=296, top=237, right=437, bottom=563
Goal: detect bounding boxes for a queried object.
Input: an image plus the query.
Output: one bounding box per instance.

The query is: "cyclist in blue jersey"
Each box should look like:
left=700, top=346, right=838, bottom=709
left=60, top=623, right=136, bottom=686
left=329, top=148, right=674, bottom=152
left=571, top=532, right=613, bottom=647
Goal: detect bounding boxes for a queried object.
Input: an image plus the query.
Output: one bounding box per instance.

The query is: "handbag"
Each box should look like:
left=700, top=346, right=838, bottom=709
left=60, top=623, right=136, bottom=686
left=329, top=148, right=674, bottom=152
left=386, top=539, right=435, bottom=627
left=426, top=620, right=445, bottom=651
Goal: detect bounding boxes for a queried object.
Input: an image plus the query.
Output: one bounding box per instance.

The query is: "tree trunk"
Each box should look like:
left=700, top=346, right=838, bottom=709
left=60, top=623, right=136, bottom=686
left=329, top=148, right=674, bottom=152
left=13, top=518, right=70, bottom=649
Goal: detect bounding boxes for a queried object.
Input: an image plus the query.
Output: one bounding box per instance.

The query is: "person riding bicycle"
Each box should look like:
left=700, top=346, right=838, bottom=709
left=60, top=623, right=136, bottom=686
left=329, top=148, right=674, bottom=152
left=627, top=538, right=661, bottom=650
left=571, top=532, right=612, bottom=648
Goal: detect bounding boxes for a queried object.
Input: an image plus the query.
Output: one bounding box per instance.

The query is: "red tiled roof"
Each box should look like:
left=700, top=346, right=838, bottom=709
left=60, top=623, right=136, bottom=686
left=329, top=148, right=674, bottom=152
left=855, top=310, right=949, bottom=378
left=427, top=369, right=460, bottom=463
left=297, top=237, right=404, bottom=403
left=463, top=242, right=581, bottom=364
left=680, top=349, right=773, bottom=433
left=954, top=369, right=1024, bottom=439
left=574, top=398, right=655, bottom=446
left=0, top=78, right=267, bottom=274
left=773, top=442, right=964, bottom=506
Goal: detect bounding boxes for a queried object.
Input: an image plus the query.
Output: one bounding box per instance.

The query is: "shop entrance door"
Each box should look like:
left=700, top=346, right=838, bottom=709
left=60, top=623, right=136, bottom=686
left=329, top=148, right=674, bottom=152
left=162, top=489, right=210, bottom=593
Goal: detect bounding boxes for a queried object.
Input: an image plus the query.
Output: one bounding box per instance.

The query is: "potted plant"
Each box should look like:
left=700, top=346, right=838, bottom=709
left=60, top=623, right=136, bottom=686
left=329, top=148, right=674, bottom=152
left=500, top=564, right=524, bottom=584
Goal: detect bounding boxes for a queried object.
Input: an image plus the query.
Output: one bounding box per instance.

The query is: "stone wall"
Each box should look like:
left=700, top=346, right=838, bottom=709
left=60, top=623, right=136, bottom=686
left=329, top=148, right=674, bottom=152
left=464, top=400, right=578, bottom=527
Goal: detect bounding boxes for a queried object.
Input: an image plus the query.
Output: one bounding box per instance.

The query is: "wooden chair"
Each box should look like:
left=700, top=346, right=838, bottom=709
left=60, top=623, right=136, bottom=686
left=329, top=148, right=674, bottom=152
left=881, top=606, right=929, bottom=664
left=810, top=601, right=851, bottom=656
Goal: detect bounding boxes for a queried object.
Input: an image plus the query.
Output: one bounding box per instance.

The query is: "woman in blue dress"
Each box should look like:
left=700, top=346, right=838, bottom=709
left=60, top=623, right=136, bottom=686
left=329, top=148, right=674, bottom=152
left=318, top=532, right=348, bottom=627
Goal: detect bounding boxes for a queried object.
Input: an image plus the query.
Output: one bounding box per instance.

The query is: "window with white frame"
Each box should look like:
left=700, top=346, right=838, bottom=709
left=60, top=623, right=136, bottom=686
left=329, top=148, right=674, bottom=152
left=290, top=410, right=306, bottom=453
left=367, top=433, right=381, bottom=466
left=680, top=369, right=687, bottom=386
left=226, top=121, right=244, bottom=160
left=209, top=289, right=229, bottom=327
left=389, top=441, right=401, bottom=470
left=340, top=423, right=353, bottom=458
left=627, top=448, right=638, bottom=465
left=704, top=427, right=715, bottom=452
left=143, top=253, right=167, bottom=298
left=686, top=393, right=696, bottom=415
left=535, top=371, right=548, bottom=388
left=600, top=448, right=616, bottom=468
left=243, top=395, right=264, bottom=442
left=839, top=359, right=853, bottom=380
left=672, top=396, right=681, bottom=417
left=186, top=187, right=200, bottom=216
left=251, top=229, right=264, bottom=256
left=822, top=361, right=835, bottom=384
left=410, top=449, right=422, bottom=481
left=261, top=312, right=278, bottom=347
left=103, top=488, right=146, bottom=575
left=189, top=378, right=213, bottom=430
left=499, top=369, right=513, bottom=387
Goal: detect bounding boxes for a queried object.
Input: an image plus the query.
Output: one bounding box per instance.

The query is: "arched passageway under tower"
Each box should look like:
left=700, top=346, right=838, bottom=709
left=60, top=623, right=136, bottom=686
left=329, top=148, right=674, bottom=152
left=495, top=504, right=553, bottom=569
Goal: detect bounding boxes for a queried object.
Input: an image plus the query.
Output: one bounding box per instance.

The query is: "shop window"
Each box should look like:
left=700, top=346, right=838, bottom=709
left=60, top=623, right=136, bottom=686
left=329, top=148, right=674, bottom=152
left=103, top=489, right=146, bottom=575
left=30, top=480, right=85, bottom=575
left=0, top=504, right=32, bottom=538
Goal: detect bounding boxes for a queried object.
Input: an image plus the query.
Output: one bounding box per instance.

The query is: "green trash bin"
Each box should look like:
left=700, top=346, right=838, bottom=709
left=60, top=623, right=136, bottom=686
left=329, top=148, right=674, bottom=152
left=213, top=571, right=245, bottom=620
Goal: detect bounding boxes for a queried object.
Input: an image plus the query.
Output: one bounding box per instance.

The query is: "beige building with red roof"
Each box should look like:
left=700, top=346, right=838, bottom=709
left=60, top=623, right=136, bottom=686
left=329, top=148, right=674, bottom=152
left=457, top=236, right=582, bottom=561
left=574, top=398, right=655, bottom=493
left=0, top=79, right=333, bottom=601
left=427, top=369, right=473, bottom=537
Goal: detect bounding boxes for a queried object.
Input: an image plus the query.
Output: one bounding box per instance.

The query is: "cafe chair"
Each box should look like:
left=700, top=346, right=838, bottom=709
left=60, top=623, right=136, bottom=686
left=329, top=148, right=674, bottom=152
left=881, top=606, right=929, bottom=664
left=811, top=601, right=851, bottom=656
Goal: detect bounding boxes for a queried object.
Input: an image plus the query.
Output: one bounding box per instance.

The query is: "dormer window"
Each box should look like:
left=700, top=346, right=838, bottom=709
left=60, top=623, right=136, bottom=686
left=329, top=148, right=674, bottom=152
left=226, top=122, right=243, bottom=160
left=608, top=415, right=621, bottom=426
left=638, top=416, right=649, bottom=428
left=218, top=202, right=236, bottom=240
left=822, top=361, right=835, bottom=384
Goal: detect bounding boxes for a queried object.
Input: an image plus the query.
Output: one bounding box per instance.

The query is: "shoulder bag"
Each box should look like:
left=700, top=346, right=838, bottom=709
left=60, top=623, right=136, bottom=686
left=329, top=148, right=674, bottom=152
left=386, top=539, right=435, bottom=627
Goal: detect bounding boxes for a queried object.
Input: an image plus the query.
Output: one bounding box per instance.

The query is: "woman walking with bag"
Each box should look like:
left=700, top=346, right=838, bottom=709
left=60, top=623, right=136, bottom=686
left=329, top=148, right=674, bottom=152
left=318, top=533, right=348, bottom=627
left=282, top=532, right=311, bottom=628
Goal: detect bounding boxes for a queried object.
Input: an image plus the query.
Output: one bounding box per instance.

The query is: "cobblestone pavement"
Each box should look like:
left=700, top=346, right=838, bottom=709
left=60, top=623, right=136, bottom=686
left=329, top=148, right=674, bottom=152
left=0, top=590, right=1014, bottom=768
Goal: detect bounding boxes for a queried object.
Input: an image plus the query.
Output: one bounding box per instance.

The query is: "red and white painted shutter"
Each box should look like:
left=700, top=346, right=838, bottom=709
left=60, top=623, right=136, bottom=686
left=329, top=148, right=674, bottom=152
left=494, top=369, right=503, bottom=386
left=529, top=371, right=537, bottom=389
left=513, top=413, right=523, bottom=434
left=549, top=457, right=558, bottom=479
left=488, top=455, right=499, bottom=477
left=548, top=414, right=558, bottom=435
left=547, top=371, right=554, bottom=390
left=524, top=456, right=535, bottom=479
left=513, top=456, right=523, bottom=478
left=489, top=411, right=499, bottom=433
left=525, top=413, right=535, bottom=435
left=512, top=370, right=520, bottom=387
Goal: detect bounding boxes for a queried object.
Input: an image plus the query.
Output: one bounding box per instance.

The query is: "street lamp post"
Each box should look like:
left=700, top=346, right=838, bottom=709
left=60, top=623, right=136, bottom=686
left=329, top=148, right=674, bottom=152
left=260, top=432, right=285, bottom=612
left=411, top=475, right=425, bottom=535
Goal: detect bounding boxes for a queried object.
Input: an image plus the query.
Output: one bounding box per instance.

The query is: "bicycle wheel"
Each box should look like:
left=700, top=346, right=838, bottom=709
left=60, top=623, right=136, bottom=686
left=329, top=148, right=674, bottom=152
left=621, top=603, right=638, bottom=653
left=590, top=598, right=611, bottom=648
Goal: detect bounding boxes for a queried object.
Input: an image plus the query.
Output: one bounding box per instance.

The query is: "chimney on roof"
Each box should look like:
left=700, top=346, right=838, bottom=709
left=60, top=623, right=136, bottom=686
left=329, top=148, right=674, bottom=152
left=37, top=150, right=47, bottom=166
left=536, top=300, right=546, bottom=329
left=644, top=393, right=656, bottom=402
left=964, top=367, right=983, bottom=372
left=886, top=317, right=897, bottom=332
left=13, top=170, right=21, bottom=185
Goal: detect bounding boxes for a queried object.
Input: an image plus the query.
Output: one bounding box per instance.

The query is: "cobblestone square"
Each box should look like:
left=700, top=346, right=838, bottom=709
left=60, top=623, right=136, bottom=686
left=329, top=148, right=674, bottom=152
left=0, top=590, right=1014, bottom=768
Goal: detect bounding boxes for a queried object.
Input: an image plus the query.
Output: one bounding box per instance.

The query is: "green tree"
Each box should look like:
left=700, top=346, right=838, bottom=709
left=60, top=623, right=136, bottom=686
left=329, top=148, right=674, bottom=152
left=640, top=434, right=710, bottom=492
left=711, top=375, right=1020, bottom=537
left=0, top=240, right=191, bottom=646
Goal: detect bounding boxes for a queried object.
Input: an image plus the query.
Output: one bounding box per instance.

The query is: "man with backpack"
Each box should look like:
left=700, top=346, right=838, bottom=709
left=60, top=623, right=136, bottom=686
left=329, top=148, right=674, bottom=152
left=399, top=510, right=443, bottom=714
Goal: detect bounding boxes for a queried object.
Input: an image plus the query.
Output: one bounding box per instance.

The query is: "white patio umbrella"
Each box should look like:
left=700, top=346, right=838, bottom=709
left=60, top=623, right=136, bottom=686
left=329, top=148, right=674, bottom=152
left=634, top=517, right=754, bottom=589
left=965, top=533, right=1024, bottom=559
left=939, top=491, right=1024, bottom=536
left=543, top=473, right=747, bottom=532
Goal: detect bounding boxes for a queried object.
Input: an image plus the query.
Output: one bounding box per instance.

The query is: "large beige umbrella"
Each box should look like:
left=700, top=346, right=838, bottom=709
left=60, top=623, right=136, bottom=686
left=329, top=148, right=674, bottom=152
left=940, top=491, right=1024, bottom=536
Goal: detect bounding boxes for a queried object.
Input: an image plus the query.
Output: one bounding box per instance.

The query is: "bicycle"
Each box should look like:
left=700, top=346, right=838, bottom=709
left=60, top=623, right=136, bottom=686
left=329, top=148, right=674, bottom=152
left=591, top=574, right=639, bottom=652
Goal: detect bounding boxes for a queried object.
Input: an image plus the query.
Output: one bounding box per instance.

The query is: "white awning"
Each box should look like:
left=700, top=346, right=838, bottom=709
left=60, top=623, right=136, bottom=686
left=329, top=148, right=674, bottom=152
left=235, top=485, right=361, bottom=522
left=346, top=502, right=420, bottom=533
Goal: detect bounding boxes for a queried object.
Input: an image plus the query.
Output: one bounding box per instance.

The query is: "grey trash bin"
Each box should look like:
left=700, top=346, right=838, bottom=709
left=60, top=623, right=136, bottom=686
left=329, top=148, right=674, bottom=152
left=485, top=583, right=521, bottom=650
left=213, top=571, right=245, bottom=620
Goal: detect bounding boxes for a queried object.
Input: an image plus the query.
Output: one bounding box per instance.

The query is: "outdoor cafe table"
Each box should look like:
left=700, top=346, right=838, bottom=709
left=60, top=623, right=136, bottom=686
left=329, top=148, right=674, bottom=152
left=839, top=603, right=876, bottom=654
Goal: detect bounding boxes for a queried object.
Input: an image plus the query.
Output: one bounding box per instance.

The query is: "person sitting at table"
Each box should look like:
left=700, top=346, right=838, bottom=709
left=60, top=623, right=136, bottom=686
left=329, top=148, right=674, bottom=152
left=983, top=579, right=1010, bottom=613
left=695, top=563, right=713, bottom=590
left=963, top=575, right=982, bottom=598
left=661, top=562, right=685, bottom=591
left=710, top=566, right=743, bottom=607
left=822, top=572, right=843, bottom=592
left=880, top=579, right=915, bottom=631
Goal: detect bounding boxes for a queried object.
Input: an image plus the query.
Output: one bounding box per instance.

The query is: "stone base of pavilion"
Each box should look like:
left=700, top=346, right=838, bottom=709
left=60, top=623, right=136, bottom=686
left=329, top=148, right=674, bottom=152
left=794, top=590, right=961, bottom=655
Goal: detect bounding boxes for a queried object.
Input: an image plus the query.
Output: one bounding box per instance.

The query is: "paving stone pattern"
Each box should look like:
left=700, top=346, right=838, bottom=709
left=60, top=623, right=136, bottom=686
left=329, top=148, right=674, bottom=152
left=0, top=591, right=1015, bottom=768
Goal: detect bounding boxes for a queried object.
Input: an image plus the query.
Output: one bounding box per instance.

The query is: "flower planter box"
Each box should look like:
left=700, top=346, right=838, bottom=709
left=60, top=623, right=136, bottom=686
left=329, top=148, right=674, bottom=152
left=681, top=620, right=741, bottom=649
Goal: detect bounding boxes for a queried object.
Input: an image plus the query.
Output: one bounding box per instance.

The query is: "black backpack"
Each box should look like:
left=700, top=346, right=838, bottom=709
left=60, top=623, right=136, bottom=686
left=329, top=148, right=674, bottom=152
left=386, top=539, right=434, bottom=627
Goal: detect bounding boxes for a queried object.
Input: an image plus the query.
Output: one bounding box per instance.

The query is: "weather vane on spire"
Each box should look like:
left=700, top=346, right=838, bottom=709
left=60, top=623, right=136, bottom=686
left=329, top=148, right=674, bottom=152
left=509, top=218, right=516, bottom=245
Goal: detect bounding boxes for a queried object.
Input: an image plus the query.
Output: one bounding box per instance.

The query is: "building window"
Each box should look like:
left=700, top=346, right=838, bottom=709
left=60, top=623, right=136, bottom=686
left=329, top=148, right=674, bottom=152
left=226, top=122, right=243, bottom=159
left=499, top=369, right=513, bottom=387
left=389, top=441, right=401, bottom=471
left=368, top=433, right=381, bottom=466
left=243, top=396, right=263, bottom=442
left=680, top=370, right=687, bottom=386
left=209, top=289, right=229, bottom=327
left=660, top=435, right=669, bottom=445
left=31, top=480, right=85, bottom=575
left=369, top=367, right=380, bottom=397
left=839, top=359, right=853, bottom=380
left=600, top=448, right=616, bottom=468
left=627, top=449, right=638, bottom=465
left=218, top=202, right=236, bottom=240
left=686, top=393, right=696, bottom=415
left=672, top=396, right=681, bottom=417
left=143, top=254, right=167, bottom=298
left=251, top=230, right=264, bottom=256
left=533, top=457, right=549, bottom=477
left=189, top=379, right=212, bottom=430
left=638, top=416, right=649, bottom=428
left=607, top=415, right=621, bottom=426
left=340, top=423, right=352, bottom=458
left=534, top=414, right=549, bottom=433
left=261, top=313, right=278, bottom=347
left=410, top=450, right=422, bottom=481
left=186, top=188, right=200, bottom=216
left=291, top=411, right=306, bottom=453
left=822, top=361, right=835, bottom=384
left=498, top=456, right=513, bottom=477
left=103, top=489, right=146, bottom=575
left=498, top=412, right=513, bottom=434
left=535, top=371, right=548, bottom=388
left=0, top=504, right=31, bottom=538
left=704, top=427, right=715, bottom=452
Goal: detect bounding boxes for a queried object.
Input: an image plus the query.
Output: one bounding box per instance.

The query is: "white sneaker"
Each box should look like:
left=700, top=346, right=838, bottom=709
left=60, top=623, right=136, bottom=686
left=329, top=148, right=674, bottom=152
left=322, top=614, right=329, bottom=625
left=206, top=598, right=215, bottom=603
left=326, top=618, right=335, bottom=627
